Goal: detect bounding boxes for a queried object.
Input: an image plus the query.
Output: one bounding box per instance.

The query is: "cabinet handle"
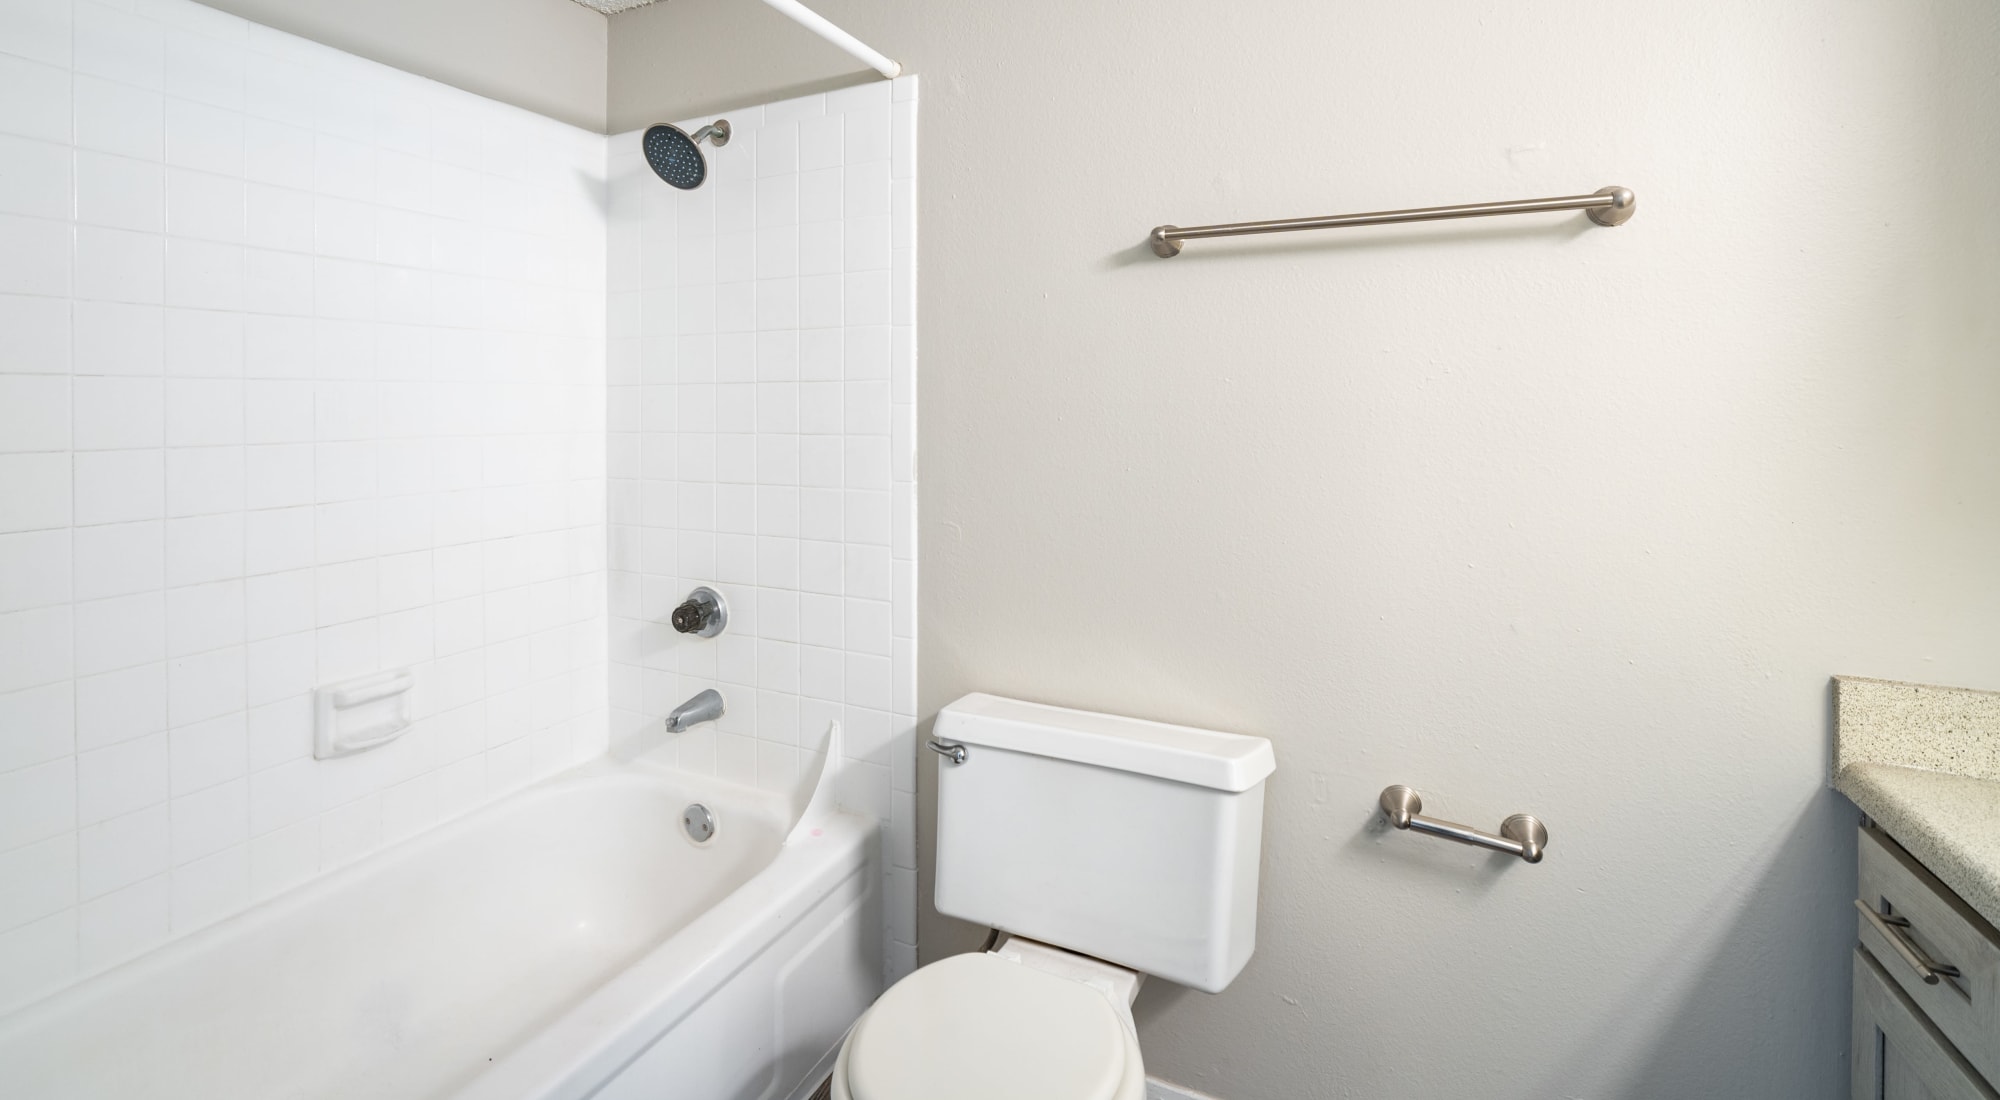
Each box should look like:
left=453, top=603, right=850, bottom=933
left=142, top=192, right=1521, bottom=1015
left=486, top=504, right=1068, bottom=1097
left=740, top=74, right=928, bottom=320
left=1855, top=898, right=1962, bottom=985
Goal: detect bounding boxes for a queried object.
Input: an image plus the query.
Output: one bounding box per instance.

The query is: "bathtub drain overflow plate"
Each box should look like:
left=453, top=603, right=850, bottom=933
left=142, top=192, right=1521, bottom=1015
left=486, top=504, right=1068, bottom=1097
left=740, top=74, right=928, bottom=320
left=682, top=803, right=716, bottom=844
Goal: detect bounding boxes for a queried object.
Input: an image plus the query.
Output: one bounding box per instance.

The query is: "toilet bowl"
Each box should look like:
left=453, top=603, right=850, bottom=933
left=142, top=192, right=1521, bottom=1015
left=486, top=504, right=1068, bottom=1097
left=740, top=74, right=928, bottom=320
left=830, top=938, right=1145, bottom=1100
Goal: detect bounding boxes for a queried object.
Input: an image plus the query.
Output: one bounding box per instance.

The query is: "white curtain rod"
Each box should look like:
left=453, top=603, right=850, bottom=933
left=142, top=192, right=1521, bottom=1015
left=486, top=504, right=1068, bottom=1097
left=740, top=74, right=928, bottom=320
left=756, top=0, right=901, bottom=79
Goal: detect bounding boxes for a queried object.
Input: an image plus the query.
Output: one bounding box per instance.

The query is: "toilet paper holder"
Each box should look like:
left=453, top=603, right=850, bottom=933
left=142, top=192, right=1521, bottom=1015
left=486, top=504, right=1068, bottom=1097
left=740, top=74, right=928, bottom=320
left=1378, top=785, right=1548, bottom=864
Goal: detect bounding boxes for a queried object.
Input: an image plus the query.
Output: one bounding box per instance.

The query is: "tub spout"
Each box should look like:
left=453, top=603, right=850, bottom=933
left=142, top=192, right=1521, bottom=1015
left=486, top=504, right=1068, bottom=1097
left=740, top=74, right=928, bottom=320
left=664, top=689, right=725, bottom=733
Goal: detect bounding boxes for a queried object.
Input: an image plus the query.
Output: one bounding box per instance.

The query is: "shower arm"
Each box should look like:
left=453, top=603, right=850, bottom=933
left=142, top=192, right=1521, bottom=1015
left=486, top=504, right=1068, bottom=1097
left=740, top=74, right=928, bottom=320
left=757, top=0, right=901, bottom=79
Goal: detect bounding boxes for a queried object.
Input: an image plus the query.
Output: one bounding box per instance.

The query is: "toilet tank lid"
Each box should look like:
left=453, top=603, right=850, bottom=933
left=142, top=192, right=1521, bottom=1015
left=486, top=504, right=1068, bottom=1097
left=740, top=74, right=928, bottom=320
left=935, top=693, right=1275, bottom=792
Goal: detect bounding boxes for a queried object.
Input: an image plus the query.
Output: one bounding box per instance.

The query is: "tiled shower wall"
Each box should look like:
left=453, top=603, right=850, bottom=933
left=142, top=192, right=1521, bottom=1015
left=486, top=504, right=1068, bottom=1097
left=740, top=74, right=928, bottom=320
left=605, top=81, right=919, bottom=982
left=0, top=0, right=609, bottom=1010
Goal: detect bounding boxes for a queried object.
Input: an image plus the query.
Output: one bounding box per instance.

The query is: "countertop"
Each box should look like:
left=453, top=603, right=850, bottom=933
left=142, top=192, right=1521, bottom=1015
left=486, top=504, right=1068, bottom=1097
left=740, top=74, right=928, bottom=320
left=1835, top=761, right=2000, bottom=931
left=1833, top=675, right=2000, bottom=929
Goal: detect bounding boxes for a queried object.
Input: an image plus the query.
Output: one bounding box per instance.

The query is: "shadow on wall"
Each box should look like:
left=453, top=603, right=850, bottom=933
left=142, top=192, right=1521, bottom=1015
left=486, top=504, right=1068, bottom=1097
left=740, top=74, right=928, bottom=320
left=574, top=166, right=611, bottom=218
left=1127, top=789, right=1858, bottom=1098
left=1126, top=684, right=1859, bottom=1100
left=1531, top=789, right=1858, bottom=1098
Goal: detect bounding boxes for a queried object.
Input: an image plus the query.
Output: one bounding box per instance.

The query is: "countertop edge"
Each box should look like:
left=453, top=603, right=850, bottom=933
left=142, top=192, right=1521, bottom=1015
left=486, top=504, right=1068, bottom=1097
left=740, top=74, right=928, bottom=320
left=1836, top=761, right=2000, bottom=932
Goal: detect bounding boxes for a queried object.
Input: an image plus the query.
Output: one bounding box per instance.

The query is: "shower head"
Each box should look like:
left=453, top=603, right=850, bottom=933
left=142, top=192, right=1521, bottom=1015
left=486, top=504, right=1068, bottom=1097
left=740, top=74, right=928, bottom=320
left=642, top=120, right=730, bottom=190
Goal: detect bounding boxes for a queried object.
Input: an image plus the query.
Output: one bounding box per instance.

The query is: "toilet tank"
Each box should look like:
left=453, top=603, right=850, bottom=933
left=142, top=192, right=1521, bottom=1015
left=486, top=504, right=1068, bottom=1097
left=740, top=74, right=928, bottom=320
left=931, top=693, right=1276, bottom=994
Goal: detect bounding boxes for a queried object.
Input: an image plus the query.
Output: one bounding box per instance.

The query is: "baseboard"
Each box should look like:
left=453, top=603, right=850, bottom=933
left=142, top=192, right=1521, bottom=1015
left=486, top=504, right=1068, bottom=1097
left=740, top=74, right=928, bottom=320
left=1146, top=1078, right=1227, bottom=1100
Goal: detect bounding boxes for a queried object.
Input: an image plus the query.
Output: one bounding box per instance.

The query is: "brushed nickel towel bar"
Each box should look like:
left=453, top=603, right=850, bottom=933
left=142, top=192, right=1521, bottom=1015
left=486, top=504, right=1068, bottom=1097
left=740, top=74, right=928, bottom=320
left=1149, top=185, right=1636, bottom=258
left=1379, top=785, right=1548, bottom=864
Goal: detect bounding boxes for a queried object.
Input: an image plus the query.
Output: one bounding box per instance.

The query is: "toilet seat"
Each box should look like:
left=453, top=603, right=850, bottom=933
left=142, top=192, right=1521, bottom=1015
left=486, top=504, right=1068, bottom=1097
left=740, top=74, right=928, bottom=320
left=832, top=952, right=1144, bottom=1100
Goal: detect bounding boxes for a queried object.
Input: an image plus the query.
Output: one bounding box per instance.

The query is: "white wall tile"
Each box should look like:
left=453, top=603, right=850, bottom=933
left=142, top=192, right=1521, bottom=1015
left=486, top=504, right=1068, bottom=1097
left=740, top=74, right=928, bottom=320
left=74, top=376, right=165, bottom=450
left=74, top=593, right=163, bottom=676
left=170, top=778, right=245, bottom=861
left=0, top=529, right=69, bottom=614
left=0, top=293, right=69, bottom=374
left=842, top=270, right=889, bottom=327
left=166, top=647, right=243, bottom=728
left=165, top=446, right=243, bottom=516
left=74, top=75, right=163, bottom=161
left=241, top=117, right=311, bottom=190
left=164, top=97, right=242, bottom=176
left=0, top=214, right=71, bottom=296
left=73, top=302, right=163, bottom=376
left=0, top=836, right=70, bottom=940
left=77, top=731, right=169, bottom=824
left=843, top=108, right=890, bottom=166
left=0, top=756, right=74, bottom=850
left=0, top=0, right=73, bottom=69
left=0, top=682, right=72, bottom=776
left=168, top=713, right=246, bottom=796
left=164, top=512, right=242, bottom=585
left=167, top=167, right=245, bottom=242
left=78, top=803, right=169, bottom=900
left=0, top=133, right=69, bottom=219
left=0, top=53, right=70, bottom=143
left=0, top=376, right=70, bottom=453
left=165, top=580, right=242, bottom=657
left=75, top=151, right=163, bottom=232
left=164, top=238, right=243, bottom=311
left=73, top=1, right=162, bottom=90
left=74, top=448, right=164, bottom=525
left=164, top=378, right=242, bottom=446
left=75, top=226, right=165, bottom=304
left=73, top=521, right=163, bottom=600
left=164, top=309, right=243, bottom=377
left=163, top=27, right=243, bottom=111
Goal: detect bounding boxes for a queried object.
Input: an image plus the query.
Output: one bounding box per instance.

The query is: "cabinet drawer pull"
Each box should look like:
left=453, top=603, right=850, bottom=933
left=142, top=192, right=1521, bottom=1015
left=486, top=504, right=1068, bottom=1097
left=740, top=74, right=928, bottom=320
left=1855, top=898, right=1963, bottom=985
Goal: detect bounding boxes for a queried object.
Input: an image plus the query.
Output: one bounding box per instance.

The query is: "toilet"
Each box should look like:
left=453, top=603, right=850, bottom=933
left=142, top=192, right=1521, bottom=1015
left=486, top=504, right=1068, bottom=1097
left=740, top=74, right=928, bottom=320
left=830, top=693, right=1277, bottom=1100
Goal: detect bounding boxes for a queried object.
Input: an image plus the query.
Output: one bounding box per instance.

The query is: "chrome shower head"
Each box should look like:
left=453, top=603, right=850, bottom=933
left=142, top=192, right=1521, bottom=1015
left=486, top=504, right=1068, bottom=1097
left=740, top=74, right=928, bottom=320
left=642, top=119, right=730, bottom=190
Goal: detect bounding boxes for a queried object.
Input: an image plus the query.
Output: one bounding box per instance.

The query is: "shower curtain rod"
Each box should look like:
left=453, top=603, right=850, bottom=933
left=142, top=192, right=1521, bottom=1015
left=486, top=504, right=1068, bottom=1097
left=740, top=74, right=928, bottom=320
left=757, top=0, right=902, bottom=79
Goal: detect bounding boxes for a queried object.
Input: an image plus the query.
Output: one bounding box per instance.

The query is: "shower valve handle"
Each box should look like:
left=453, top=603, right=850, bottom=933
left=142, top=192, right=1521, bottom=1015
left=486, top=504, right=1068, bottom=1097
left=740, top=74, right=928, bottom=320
left=670, top=587, right=728, bottom=638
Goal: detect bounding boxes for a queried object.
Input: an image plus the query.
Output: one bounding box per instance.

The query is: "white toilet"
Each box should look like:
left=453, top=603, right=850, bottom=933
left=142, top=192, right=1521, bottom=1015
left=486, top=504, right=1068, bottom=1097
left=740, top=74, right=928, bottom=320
left=830, top=693, right=1276, bottom=1100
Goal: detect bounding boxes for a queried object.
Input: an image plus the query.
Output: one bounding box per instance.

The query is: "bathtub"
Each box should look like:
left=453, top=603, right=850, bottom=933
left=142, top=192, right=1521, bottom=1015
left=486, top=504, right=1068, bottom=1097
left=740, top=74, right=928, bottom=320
left=0, top=755, right=883, bottom=1100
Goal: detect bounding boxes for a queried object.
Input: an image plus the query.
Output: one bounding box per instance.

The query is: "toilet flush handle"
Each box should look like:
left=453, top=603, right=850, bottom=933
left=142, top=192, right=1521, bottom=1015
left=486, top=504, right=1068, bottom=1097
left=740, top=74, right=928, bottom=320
left=927, top=739, right=967, bottom=765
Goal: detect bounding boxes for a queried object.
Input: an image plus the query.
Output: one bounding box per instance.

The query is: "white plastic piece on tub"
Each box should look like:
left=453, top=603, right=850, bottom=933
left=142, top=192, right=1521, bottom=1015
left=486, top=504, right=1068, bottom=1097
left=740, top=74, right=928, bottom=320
left=785, top=719, right=843, bottom=845
left=314, top=668, right=416, bottom=759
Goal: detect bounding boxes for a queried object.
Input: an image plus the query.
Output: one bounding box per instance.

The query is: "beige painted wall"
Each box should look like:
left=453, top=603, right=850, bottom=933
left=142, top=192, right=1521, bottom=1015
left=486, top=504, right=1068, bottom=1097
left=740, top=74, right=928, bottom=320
left=607, top=2, right=2000, bottom=1097
left=197, top=0, right=608, bottom=130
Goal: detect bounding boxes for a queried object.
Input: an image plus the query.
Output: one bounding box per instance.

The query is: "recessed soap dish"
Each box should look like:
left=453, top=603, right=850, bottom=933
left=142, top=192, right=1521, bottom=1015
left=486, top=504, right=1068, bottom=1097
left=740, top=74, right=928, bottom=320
left=314, top=668, right=416, bottom=759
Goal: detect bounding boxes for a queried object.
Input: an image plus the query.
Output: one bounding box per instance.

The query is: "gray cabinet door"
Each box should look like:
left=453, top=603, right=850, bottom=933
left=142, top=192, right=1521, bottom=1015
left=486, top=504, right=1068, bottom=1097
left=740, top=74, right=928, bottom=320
left=1853, top=947, right=2000, bottom=1100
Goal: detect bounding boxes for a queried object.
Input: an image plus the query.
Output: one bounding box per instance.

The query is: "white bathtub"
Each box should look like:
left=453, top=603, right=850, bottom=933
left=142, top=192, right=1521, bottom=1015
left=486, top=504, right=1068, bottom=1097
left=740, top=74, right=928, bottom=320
left=0, top=756, right=883, bottom=1100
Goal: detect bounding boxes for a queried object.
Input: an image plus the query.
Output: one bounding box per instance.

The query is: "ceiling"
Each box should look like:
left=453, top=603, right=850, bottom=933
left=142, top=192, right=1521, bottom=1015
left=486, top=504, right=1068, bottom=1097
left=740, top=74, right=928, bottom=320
left=569, top=0, right=664, bottom=12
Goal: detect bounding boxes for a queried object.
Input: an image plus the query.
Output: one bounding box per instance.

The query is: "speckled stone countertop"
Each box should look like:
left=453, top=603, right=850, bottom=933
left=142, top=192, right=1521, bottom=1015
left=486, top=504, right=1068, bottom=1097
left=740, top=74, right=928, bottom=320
left=1836, top=763, right=2000, bottom=928
left=1834, top=676, right=2000, bottom=928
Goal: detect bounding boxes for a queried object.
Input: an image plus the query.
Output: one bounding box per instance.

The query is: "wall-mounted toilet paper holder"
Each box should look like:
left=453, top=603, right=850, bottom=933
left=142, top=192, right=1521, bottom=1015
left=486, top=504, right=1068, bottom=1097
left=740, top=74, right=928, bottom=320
left=1378, top=785, right=1548, bottom=864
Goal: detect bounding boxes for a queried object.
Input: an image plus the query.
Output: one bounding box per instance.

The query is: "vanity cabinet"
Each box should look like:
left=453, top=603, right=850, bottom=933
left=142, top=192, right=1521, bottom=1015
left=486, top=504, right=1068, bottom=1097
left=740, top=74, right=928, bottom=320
left=1854, top=825, right=2000, bottom=1100
left=1854, top=947, right=1997, bottom=1099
